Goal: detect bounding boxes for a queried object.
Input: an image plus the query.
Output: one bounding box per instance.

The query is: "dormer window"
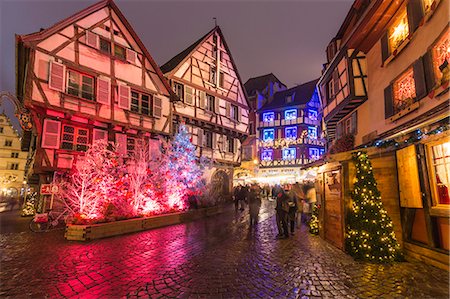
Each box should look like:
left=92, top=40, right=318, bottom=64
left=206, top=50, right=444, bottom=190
left=388, top=8, right=409, bottom=53
left=262, top=112, right=275, bottom=122
left=284, top=109, right=297, bottom=120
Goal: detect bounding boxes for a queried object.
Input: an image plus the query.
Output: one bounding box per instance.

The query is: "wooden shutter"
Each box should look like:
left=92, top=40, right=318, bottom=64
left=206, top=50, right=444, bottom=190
left=237, top=107, right=241, bottom=122
left=384, top=84, right=394, bottom=118
left=212, top=132, right=217, bottom=149
left=214, top=97, right=220, bottom=114
left=422, top=50, right=436, bottom=92
left=96, top=78, right=110, bottom=105
left=336, top=122, right=342, bottom=139
left=413, top=57, right=427, bottom=100
left=86, top=31, right=99, bottom=49
left=48, top=61, right=65, bottom=92
left=223, top=135, right=228, bottom=151
left=199, top=91, right=206, bottom=108
left=407, top=0, right=424, bottom=34
left=197, top=128, right=203, bottom=147
left=185, top=86, right=194, bottom=105
left=118, top=85, right=131, bottom=110
left=381, top=32, right=390, bottom=63
left=115, top=133, right=127, bottom=155
left=93, top=129, right=108, bottom=142
left=226, top=102, right=231, bottom=118
left=233, top=138, right=238, bottom=154
left=153, top=97, right=162, bottom=118
left=396, top=145, right=423, bottom=208
left=42, top=119, right=61, bottom=149
left=351, top=111, right=358, bottom=134
left=126, top=49, right=137, bottom=64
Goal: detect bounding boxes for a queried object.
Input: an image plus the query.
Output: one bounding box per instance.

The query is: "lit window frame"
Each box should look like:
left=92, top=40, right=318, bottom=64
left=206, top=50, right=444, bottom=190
left=309, top=148, right=320, bottom=160
left=261, top=149, right=273, bottom=161
left=263, top=129, right=274, bottom=141
left=393, top=67, right=416, bottom=114
left=308, top=109, right=318, bottom=120
left=308, top=126, right=317, bottom=139
left=262, top=112, right=275, bottom=122
left=284, top=109, right=297, bottom=120
left=431, top=28, right=449, bottom=85
left=61, top=125, right=89, bottom=152
left=282, top=147, right=296, bottom=161
left=285, top=126, right=297, bottom=139
left=388, top=8, right=409, bottom=53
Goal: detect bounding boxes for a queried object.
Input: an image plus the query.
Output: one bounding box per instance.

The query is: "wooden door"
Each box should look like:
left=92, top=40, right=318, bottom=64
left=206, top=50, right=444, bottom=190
left=324, top=169, right=344, bottom=249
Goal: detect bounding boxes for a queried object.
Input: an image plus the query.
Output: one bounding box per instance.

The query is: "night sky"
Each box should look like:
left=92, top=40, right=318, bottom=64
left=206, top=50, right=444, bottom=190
left=0, top=0, right=352, bottom=130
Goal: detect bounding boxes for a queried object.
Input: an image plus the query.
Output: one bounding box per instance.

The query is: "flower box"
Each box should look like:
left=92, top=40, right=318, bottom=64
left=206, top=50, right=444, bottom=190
left=65, top=205, right=226, bottom=241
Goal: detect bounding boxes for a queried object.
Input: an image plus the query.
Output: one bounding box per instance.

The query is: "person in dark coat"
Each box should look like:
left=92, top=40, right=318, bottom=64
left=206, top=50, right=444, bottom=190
left=275, top=189, right=289, bottom=238
left=233, top=185, right=241, bottom=211
left=287, top=189, right=298, bottom=235
left=248, top=185, right=261, bottom=226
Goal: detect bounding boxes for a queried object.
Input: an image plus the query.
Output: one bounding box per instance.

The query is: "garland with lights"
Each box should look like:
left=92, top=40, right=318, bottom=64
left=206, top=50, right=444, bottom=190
left=309, top=203, right=319, bottom=235
left=346, top=151, right=403, bottom=263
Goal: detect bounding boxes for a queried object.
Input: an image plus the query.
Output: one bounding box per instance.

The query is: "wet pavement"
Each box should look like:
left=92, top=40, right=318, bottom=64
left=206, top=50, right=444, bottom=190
left=0, top=201, right=449, bottom=298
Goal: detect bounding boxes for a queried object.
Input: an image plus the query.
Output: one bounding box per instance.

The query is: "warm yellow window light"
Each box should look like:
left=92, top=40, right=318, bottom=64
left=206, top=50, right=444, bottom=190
left=389, top=9, right=409, bottom=52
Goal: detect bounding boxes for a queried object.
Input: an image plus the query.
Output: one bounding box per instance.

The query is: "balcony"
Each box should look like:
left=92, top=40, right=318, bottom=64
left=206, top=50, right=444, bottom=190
left=258, top=137, right=326, bottom=148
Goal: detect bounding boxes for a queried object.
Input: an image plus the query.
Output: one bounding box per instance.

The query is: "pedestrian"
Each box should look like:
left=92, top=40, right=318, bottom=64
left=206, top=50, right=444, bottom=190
left=238, top=185, right=248, bottom=211
left=233, top=185, right=240, bottom=211
left=7, top=196, right=17, bottom=211
left=275, top=189, right=289, bottom=239
left=305, top=182, right=317, bottom=223
left=248, top=184, right=261, bottom=226
left=287, top=189, right=298, bottom=235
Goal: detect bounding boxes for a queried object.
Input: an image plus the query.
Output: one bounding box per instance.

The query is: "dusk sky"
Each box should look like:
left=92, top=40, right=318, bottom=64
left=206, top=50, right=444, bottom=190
left=0, top=0, right=352, bottom=130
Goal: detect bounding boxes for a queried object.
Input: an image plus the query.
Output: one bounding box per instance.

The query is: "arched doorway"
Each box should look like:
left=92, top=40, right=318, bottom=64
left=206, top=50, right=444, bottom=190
left=211, top=170, right=230, bottom=196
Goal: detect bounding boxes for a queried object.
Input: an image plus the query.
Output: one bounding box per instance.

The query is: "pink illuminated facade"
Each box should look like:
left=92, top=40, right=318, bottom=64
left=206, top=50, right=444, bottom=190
left=16, top=0, right=174, bottom=192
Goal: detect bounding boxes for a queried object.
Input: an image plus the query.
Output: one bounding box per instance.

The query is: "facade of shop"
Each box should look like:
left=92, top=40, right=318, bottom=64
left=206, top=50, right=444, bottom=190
left=316, top=0, right=449, bottom=269
left=257, top=80, right=325, bottom=184
left=161, top=27, right=249, bottom=195
left=16, top=0, right=174, bottom=202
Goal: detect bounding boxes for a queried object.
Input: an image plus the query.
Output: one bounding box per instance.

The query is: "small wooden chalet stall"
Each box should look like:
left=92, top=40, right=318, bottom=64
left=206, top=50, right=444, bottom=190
left=16, top=0, right=174, bottom=207
left=314, top=148, right=403, bottom=252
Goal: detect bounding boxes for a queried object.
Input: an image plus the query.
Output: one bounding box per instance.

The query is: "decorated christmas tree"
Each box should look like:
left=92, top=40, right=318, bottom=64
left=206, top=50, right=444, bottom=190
left=163, top=124, right=205, bottom=209
left=346, top=151, right=403, bottom=262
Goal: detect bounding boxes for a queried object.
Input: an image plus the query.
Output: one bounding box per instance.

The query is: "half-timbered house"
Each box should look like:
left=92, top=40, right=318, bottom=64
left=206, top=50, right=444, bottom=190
left=161, top=26, right=249, bottom=195
left=16, top=0, right=174, bottom=193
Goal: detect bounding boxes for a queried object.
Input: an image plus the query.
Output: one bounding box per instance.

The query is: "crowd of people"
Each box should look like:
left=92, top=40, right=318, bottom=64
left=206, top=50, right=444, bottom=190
left=233, top=182, right=317, bottom=238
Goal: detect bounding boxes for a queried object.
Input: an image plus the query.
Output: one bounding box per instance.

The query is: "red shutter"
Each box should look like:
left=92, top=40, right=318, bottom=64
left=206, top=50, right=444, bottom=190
left=118, top=85, right=131, bottom=110
left=42, top=119, right=61, bottom=149
left=96, top=78, right=111, bottom=105
left=86, top=31, right=99, bottom=48
left=126, top=49, right=137, bottom=64
left=115, top=133, right=127, bottom=155
left=93, top=129, right=108, bottom=142
left=48, top=61, right=65, bottom=92
left=153, top=97, right=162, bottom=118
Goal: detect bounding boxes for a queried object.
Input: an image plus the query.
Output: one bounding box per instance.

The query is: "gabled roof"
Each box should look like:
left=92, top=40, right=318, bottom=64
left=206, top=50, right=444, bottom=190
left=244, top=73, right=286, bottom=97
left=16, top=0, right=173, bottom=97
left=160, top=26, right=250, bottom=109
left=259, top=79, right=319, bottom=111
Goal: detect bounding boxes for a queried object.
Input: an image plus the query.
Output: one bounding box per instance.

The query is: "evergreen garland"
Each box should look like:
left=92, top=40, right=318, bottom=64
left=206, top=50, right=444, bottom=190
left=345, top=151, right=403, bottom=263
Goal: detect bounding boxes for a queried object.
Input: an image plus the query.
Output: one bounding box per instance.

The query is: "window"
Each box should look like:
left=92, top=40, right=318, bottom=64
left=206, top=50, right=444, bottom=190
left=427, top=139, right=450, bottom=206
left=127, top=137, right=136, bottom=156
left=263, top=129, right=274, bottom=141
left=219, top=71, right=224, bottom=88
left=11, top=152, right=19, bottom=158
left=285, top=126, right=297, bottom=139
left=231, top=104, right=239, bottom=121
left=261, top=149, right=273, bottom=161
left=328, top=80, right=335, bottom=100
left=393, top=68, right=416, bottom=113
left=209, top=67, right=216, bottom=84
left=284, top=109, right=297, bottom=120
left=309, top=148, right=320, bottom=160
left=262, top=112, right=275, bottom=122
left=308, top=126, right=317, bottom=139
left=212, top=47, right=217, bottom=59
left=226, top=137, right=235, bottom=153
left=114, top=44, right=126, bottom=60
left=7, top=163, right=19, bottom=170
left=388, top=8, right=409, bottom=53
left=4, top=140, right=12, bottom=147
left=99, top=38, right=111, bottom=54
left=282, top=148, right=296, bottom=160
left=131, top=91, right=152, bottom=116
left=174, top=82, right=184, bottom=101
left=308, top=109, right=318, bottom=121
left=422, top=0, right=435, bottom=15
left=432, top=29, right=449, bottom=84
left=286, top=95, right=293, bottom=103
left=206, top=94, right=215, bottom=113
left=0, top=127, right=3, bottom=133
left=249, top=122, right=254, bottom=135
left=61, top=125, right=89, bottom=151
left=67, top=70, right=94, bottom=101
left=204, top=131, right=213, bottom=148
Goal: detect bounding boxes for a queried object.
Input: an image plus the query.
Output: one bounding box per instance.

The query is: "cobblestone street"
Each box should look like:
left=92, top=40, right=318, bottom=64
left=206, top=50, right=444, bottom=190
left=1, top=201, right=448, bottom=299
